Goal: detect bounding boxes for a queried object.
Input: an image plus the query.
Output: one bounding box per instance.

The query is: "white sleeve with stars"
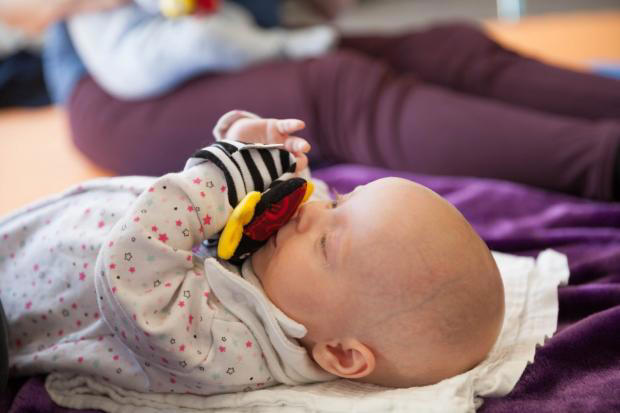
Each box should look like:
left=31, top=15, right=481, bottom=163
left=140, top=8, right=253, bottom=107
left=94, top=143, right=297, bottom=394
left=94, top=164, right=233, bottom=392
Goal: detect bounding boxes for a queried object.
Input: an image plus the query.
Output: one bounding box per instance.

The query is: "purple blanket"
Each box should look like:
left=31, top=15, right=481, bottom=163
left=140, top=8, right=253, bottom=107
left=3, top=164, right=620, bottom=412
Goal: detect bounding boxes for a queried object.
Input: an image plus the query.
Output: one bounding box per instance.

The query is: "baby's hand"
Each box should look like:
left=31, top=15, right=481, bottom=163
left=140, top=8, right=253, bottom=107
left=225, top=117, right=311, bottom=173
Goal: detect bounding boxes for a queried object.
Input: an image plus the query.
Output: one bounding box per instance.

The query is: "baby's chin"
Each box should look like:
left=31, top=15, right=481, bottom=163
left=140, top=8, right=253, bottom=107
left=250, top=236, right=274, bottom=281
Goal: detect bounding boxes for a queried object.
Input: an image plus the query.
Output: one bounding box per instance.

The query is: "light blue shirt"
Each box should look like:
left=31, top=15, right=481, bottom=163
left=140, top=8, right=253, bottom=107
left=65, top=0, right=336, bottom=100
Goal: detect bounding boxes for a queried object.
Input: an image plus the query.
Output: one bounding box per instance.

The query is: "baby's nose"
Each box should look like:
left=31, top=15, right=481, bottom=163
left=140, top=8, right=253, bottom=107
left=295, top=201, right=322, bottom=233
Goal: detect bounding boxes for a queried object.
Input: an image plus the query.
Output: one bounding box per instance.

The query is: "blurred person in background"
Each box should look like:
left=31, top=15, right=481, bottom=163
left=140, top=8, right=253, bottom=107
left=0, top=0, right=127, bottom=106
left=62, top=0, right=337, bottom=101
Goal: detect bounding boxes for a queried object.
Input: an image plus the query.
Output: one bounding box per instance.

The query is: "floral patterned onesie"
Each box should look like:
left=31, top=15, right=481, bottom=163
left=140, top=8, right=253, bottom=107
left=0, top=138, right=333, bottom=398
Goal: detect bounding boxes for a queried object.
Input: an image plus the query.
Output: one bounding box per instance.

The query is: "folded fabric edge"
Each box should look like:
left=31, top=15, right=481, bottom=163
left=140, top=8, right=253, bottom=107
left=474, top=249, right=569, bottom=400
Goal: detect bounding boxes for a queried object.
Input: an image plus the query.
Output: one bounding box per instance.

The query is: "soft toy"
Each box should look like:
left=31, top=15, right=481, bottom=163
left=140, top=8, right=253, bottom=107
left=159, top=0, right=219, bottom=17
left=217, top=177, right=313, bottom=264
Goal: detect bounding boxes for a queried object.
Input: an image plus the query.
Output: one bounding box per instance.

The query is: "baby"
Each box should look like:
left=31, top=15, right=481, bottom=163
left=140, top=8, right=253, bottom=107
left=65, top=0, right=337, bottom=100
left=0, top=111, right=504, bottom=399
left=232, top=112, right=506, bottom=387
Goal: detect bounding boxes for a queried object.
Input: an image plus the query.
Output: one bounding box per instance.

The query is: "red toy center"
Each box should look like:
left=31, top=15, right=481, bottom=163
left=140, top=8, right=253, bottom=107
left=243, top=185, right=307, bottom=241
left=195, top=0, right=219, bottom=14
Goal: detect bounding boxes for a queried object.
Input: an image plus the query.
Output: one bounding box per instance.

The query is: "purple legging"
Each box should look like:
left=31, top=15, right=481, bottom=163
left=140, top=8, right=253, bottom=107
left=68, top=23, right=620, bottom=200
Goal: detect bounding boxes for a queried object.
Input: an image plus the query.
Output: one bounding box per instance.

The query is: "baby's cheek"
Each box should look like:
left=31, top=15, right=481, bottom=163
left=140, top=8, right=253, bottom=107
left=285, top=281, right=324, bottom=319
left=263, top=276, right=315, bottom=323
left=250, top=246, right=270, bottom=280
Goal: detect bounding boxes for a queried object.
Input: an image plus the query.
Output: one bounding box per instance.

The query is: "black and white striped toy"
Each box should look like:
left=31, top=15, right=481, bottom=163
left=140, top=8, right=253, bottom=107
left=186, top=140, right=313, bottom=263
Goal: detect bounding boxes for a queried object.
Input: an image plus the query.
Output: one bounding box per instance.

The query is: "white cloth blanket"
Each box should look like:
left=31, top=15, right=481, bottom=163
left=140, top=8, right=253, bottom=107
left=46, top=249, right=569, bottom=413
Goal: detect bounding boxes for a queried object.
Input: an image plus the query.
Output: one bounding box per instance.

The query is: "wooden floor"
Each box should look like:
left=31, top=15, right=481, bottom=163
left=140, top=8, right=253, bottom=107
left=484, top=11, right=620, bottom=70
left=1, top=10, right=619, bottom=216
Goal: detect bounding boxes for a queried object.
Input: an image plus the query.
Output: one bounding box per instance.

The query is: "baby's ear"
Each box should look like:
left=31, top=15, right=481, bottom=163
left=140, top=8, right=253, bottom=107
left=311, top=338, right=375, bottom=379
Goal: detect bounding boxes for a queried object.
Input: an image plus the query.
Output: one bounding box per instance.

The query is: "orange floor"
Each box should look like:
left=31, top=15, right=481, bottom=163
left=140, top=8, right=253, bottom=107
left=484, top=11, right=620, bottom=71
left=1, top=10, right=619, bottom=216
left=0, top=107, right=112, bottom=216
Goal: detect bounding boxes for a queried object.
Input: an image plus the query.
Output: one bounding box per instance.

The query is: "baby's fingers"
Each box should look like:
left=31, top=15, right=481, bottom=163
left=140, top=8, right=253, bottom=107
left=283, top=137, right=310, bottom=173
left=276, top=119, right=305, bottom=135
left=294, top=153, right=309, bottom=173
left=284, top=137, right=311, bottom=154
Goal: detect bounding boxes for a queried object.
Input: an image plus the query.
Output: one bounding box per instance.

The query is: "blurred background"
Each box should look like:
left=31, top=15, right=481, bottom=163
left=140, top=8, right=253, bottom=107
left=1, top=0, right=620, bottom=215
left=284, top=0, right=620, bottom=30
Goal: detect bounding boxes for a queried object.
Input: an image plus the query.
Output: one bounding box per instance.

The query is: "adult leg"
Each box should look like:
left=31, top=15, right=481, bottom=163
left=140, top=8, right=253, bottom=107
left=69, top=50, right=620, bottom=199
left=340, top=23, right=620, bottom=121
left=68, top=62, right=319, bottom=176
left=300, top=50, right=619, bottom=200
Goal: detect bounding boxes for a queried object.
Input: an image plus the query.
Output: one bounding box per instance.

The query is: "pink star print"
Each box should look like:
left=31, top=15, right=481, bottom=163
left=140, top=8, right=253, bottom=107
left=176, top=219, right=182, bottom=226
left=220, top=185, right=226, bottom=192
left=109, top=263, right=116, bottom=270
left=134, top=216, right=140, bottom=222
left=25, top=301, right=32, bottom=310
left=178, top=300, right=185, bottom=308
left=203, top=214, right=211, bottom=225
left=98, top=221, right=105, bottom=228
left=219, top=346, right=226, bottom=352
left=79, top=272, right=86, bottom=281
left=193, top=177, right=202, bottom=184
left=151, top=225, right=158, bottom=232
left=148, top=187, right=154, bottom=192
left=129, top=267, right=136, bottom=273
left=187, top=205, right=194, bottom=212
left=200, top=191, right=206, bottom=197
left=158, top=233, right=169, bottom=243
left=78, top=357, right=84, bottom=363
left=245, top=340, right=253, bottom=348
left=179, top=344, right=185, bottom=352
left=189, top=315, right=194, bottom=324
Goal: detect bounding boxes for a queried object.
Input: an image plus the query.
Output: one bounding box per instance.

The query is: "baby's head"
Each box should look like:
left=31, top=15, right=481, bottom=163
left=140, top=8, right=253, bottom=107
left=251, top=177, right=504, bottom=387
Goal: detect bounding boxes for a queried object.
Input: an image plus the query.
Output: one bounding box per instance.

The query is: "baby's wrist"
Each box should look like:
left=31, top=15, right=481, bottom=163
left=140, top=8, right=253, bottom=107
left=213, top=110, right=261, bottom=141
